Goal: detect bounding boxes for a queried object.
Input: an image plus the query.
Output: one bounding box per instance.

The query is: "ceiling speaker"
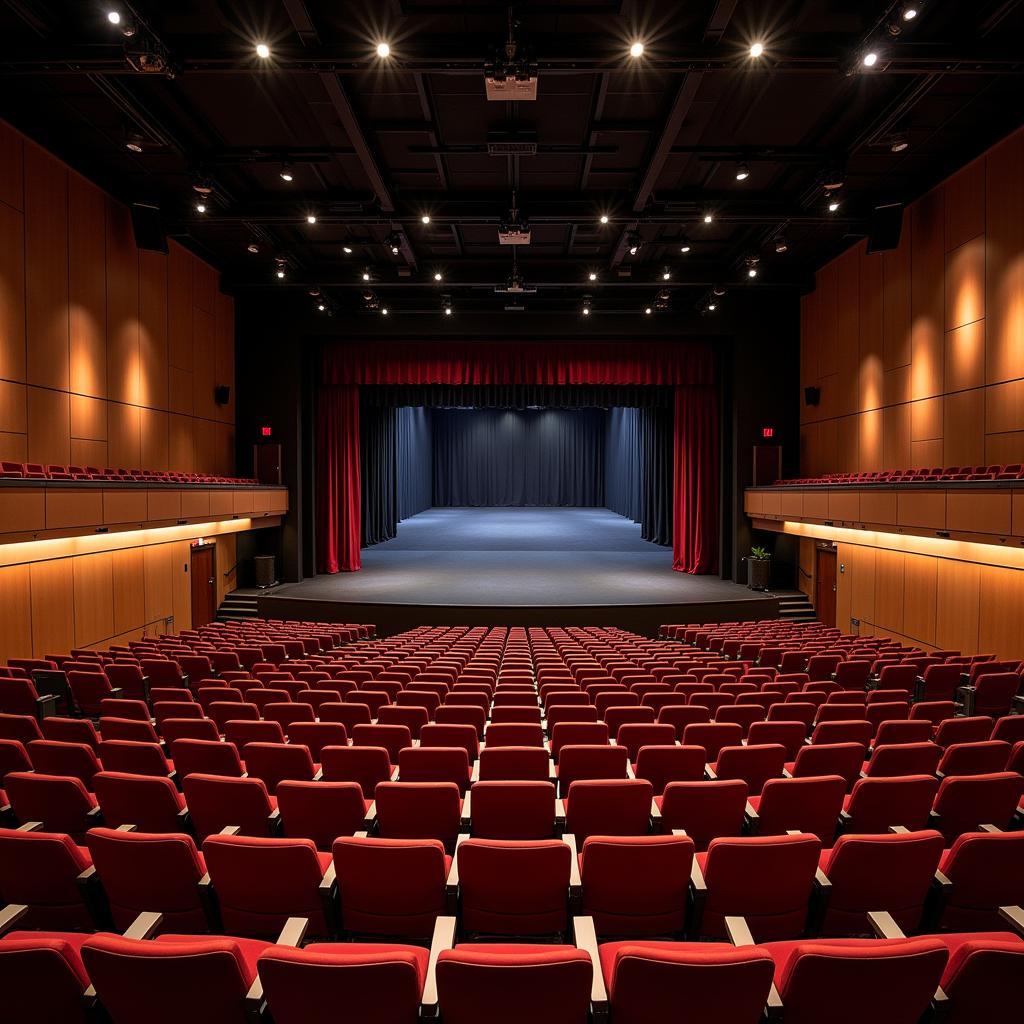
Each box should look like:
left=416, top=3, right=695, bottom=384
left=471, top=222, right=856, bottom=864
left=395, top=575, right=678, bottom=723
left=866, top=202, right=904, bottom=254
left=129, top=202, right=168, bottom=253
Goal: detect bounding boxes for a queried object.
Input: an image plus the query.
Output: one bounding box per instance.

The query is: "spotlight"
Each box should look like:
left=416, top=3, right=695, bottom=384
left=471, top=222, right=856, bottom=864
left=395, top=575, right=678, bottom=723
left=629, top=41, right=644, bottom=58
left=362, top=272, right=371, bottom=281
left=662, top=270, right=671, bottom=280
left=626, top=233, right=642, bottom=257
left=707, top=302, right=716, bottom=311
left=343, top=246, right=353, bottom=254
left=191, top=175, right=214, bottom=195
left=255, top=42, right=271, bottom=59
left=386, top=232, right=403, bottom=255
left=644, top=307, right=652, bottom=315
left=862, top=50, right=879, bottom=67
left=107, top=10, right=121, bottom=24
left=381, top=307, right=389, bottom=315
left=629, top=245, right=639, bottom=256
left=901, top=3, right=920, bottom=21
left=582, top=306, right=590, bottom=316
left=279, top=164, right=293, bottom=182
left=826, top=192, right=840, bottom=212
left=125, top=133, right=144, bottom=153
left=276, top=269, right=285, bottom=279
left=434, top=272, right=443, bottom=281
left=748, top=267, right=758, bottom=278
left=713, top=286, right=726, bottom=297
left=376, top=42, right=391, bottom=58
left=735, top=163, right=750, bottom=181
left=306, top=214, right=317, bottom=224
left=588, top=272, right=597, bottom=282
left=421, top=214, right=431, bottom=224
left=195, top=201, right=207, bottom=214
left=822, top=169, right=845, bottom=191
left=679, top=240, right=691, bottom=254
left=749, top=41, right=765, bottom=58
left=317, top=302, right=326, bottom=312
left=247, top=243, right=260, bottom=254
left=703, top=212, right=713, bottom=224
left=599, top=214, right=609, bottom=224
left=774, top=235, right=788, bottom=254
left=890, top=132, right=909, bottom=153
left=444, top=305, right=452, bottom=316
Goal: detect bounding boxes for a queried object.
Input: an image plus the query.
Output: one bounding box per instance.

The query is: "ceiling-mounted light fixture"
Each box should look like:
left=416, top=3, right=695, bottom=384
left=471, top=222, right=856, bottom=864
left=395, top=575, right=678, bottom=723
left=629, top=41, right=644, bottom=58
left=735, top=163, right=750, bottom=181
left=826, top=192, right=840, bottom=212
left=194, top=201, right=207, bottom=214
left=890, top=132, right=909, bottom=153
left=588, top=271, right=597, bottom=282
left=247, top=243, right=260, bottom=254
left=599, top=214, right=609, bottom=225
left=644, top=307, right=652, bottom=315
left=703, top=211, right=713, bottom=224
left=306, top=213, right=317, bottom=224
left=679, top=237, right=691, bottom=253
left=342, top=246, right=353, bottom=254
left=434, top=271, right=443, bottom=281
left=862, top=49, right=879, bottom=67
left=376, top=42, right=391, bottom=58
left=421, top=214, right=431, bottom=224
left=774, top=235, right=789, bottom=254
left=749, top=41, right=765, bottom=58
left=279, top=163, right=294, bottom=182
left=255, top=42, right=271, bottom=59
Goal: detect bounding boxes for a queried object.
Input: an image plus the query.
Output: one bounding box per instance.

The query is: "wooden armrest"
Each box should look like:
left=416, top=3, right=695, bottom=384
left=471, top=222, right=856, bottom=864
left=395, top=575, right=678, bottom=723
left=363, top=803, right=377, bottom=830
left=671, top=828, right=688, bottom=837
left=932, top=870, right=953, bottom=894
left=868, top=910, right=905, bottom=940
left=649, top=799, right=662, bottom=832
left=887, top=824, right=910, bottom=834
left=123, top=911, right=164, bottom=940
left=85, top=806, right=103, bottom=823
left=354, top=830, right=369, bottom=839
left=563, top=833, right=581, bottom=891
left=268, top=807, right=281, bottom=833
left=470, top=762, right=480, bottom=782
left=704, top=764, right=718, bottom=781
left=625, top=763, right=635, bottom=779
left=389, top=766, right=400, bottom=781
left=725, top=915, right=756, bottom=946
left=814, top=868, right=832, bottom=893
left=744, top=801, right=760, bottom=832
left=0, top=904, right=29, bottom=937
left=219, top=825, right=242, bottom=836
left=555, top=799, right=566, bottom=826
left=115, top=823, right=138, bottom=832
left=446, top=835, right=468, bottom=896
left=547, top=758, right=556, bottom=783
left=421, top=916, right=457, bottom=1016
left=782, top=768, right=793, bottom=779
left=998, top=905, right=1024, bottom=937
left=979, top=823, right=1004, bottom=833
left=16, top=821, right=44, bottom=832
left=459, top=790, right=472, bottom=829
left=690, top=859, right=707, bottom=895
left=318, top=862, right=337, bottom=896
left=573, top=916, right=608, bottom=1013
left=313, top=768, right=323, bottom=781
left=276, top=916, right=309, bottom=948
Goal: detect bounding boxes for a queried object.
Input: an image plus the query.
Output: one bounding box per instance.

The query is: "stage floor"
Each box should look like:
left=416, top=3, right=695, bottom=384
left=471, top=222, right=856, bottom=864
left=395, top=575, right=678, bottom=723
left=261, top=509, right=779, bottom=633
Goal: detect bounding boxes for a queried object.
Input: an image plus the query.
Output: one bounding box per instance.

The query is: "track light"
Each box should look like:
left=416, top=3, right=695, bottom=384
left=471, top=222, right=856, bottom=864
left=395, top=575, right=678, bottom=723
left=662, top=270, right=671, bottom=280
left=255, top=42, right=271, bottom=59
left=582, top=306, right=590, bottom=316
left=644, top=307, right=652, bottom=315
left=276, top=269, right=285, bottom=279
left=735, top=162, right=750, bottom=181
left=376, top=42, right=391, bottom=58
left=588, top=272, right=597, bottom=282
left=191, top=174, right=214, bottom=195
left=434, top=272, right=443, bottom=281
left=279, top=164, right=293, bottom=182
left=862, top=49, right=879, bottom=67
left=890, top=132, right=909, bottom=153
left=247, top=243, right=260, bottom=254
left=745, top=254, right=760, bottom=279
left=774, top=235, right=788, bottom=254
left=748, top=267, right=758, bottom=278
left=629, top=41, right=644, bottom=58
left=306, top=214, right=317, bottom=224
left=444, top=306, right=452, bottom=316
left=107, top=9, right=121, bottom=24
left=421, top=214, right=431, bottom=224
left=749, top=41, right=765, bottom=58
left=707, top=302, right=717, bottom=311
left=342, top=246, right=353, bottom=254
left=826, top=192, right=840, bottom=212
left=362, top=272, right=371, bottom=281
left=381, top=307, right=389, bottom=316
left=625, top=232, right=642, bottom=257
left=125, top=133, right=144, bottom=153
left=386, top=232, right=403, bottom=255
left=194, top=201, right=206, bottom=214
left=599, top=214, right=609, bottom=224
left=679, top=240, right=691, bottom=253
left=703, top=212, right=713, bottom=224
left=317, top=302, right=326, bottom=312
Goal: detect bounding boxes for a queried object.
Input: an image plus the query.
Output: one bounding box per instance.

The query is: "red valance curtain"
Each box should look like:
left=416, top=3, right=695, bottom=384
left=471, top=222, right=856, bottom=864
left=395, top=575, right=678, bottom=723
left=316, top=341, right=719, bottom=575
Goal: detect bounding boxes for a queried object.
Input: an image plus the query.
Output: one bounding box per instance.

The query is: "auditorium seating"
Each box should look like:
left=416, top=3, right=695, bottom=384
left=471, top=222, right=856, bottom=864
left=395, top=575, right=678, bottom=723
left=769, top=464, right=1024, bottom=486
left=2, top=620, right=1023, bottom=1023
left=0, top=461, right=259, bottom=485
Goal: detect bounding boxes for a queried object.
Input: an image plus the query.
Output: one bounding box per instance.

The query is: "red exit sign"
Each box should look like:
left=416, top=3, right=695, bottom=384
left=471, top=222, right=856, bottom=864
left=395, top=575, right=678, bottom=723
left=260, top=426, right=272, bottom=437
left=762, top=427, right=775, bottom=439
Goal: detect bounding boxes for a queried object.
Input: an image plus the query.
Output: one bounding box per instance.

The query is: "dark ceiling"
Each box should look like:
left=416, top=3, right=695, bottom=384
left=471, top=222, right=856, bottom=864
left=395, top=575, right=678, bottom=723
left=1, top=0, right=1022, bottom=317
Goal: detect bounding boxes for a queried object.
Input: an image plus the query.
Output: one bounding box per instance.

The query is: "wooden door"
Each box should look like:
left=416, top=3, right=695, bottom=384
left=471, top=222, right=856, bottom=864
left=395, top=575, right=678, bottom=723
left=815, top=547, right=837, bottom=627
left=190, top=544, right=216, bottom=628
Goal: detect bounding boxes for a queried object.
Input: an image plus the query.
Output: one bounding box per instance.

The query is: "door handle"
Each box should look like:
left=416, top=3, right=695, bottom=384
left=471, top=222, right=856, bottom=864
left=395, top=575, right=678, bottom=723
left=208, top=578, right=214, bottom=585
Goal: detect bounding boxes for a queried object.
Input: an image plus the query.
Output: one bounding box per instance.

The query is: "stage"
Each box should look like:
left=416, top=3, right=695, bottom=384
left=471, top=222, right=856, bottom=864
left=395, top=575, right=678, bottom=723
left=259, top=508, right=779, bottom=634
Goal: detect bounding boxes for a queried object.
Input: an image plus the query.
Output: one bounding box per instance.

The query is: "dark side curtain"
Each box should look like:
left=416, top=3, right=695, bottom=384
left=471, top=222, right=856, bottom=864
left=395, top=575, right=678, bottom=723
left=674, top=385, right=719, bottom=573
left=315, top=385, right=361, bottom=572
left=433, top=409, right=604, bottom=507
left=604, top=407, right=673, bottom=546
left=361, top=405, right=433, bottom=546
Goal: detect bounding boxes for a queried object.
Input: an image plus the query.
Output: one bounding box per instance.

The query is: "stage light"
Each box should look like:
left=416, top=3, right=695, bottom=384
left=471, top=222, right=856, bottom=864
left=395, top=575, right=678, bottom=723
left=256, top=42, right=271, bottom=59
left=381, top=307, right=389, bottom=315
left=748, top=267, right=758, bottom=278
left=444, top=306, right=452, bottom=315
left=421, top=214, right=431, bottom=224
left=582, top=306, right=590, bottom=316
left=827, top=193, right=840, bottom=212
left=735, top=162, right=750, bottom=181
left=862, top=50, right=878, bottom=67
left=644, top=307, right=652, bottom=315
left=662, top=270, right=671, bottom=280
left=703, top=212, right=713, bottom=224
left=774, top=235, right=788, bottom=253
left=195, top=201, right=206, bottom=214
left=901, top=4, right=919, bottom=21
left=342, top=246, right=353, bottom=254
left=707, top=302, right=716, bottom=311
left=890, top=132, right=909, bottom=152
left=362, top=272, right=370, bottom=281
left=679, top=240, right=691, bottom=253
left=125, top=133, right=144, bottom=153
left=629, top=41, right=644, bottom=58
left=749, top=41, right=764, bottom=58
left=317, top=302, right=326, bottom=312
left=599, top=214, right=609, bottom=224
left=376, top=42, right=391, bottom=58
left=306, top=214, right=317, bottom=224
left=434, top=271, right=443, bottom=281
left=279, top=164, right=293, bottom=182
left=107, top=10, right=121, bottom=24
left=588, top=272, right=597, bottom=281
left=247, top=243, right=260, bottom=254
left=276, top=269, right=285, bottom=279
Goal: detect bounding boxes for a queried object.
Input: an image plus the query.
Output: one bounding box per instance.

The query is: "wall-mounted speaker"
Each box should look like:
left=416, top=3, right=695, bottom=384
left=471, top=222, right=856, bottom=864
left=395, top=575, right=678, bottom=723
left=866, top=202, right=904, bottom=254
left=804, top=386, right=821, bottom=407
left=129, top=202, right=168, bottom=253
left=214, top=385, right=231, bottom=405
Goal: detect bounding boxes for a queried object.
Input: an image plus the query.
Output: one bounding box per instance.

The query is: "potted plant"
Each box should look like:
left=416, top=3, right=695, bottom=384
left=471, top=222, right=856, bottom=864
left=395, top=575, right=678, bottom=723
left=746, top=546, right=771, bottom=591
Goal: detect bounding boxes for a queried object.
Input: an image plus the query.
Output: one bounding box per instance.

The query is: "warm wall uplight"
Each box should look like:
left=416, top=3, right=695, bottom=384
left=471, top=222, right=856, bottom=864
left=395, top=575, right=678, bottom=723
left=777, top=520, right=1024, bottom=572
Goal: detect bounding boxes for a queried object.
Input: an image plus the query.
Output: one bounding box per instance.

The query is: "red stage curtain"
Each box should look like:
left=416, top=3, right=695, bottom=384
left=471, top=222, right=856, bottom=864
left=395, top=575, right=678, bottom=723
left=323, top=340, right=715, bottom=387
left=673, top=384, right=719, bottom=574
left=316, top=385, right=362, bottom=573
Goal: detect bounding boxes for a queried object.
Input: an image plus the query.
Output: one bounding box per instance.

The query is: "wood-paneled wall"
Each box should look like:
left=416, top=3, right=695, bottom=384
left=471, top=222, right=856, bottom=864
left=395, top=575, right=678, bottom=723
left=0, top=533, right=237, bottom=663
left=835, top=542, right=1024, bottom=660
left=0, top=119, right=235, bottom=474
left=800, top=127, right=1024, bottom=475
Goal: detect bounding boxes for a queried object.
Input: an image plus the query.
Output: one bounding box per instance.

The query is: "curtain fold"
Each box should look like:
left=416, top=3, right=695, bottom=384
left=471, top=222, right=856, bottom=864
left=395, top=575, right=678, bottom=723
left=396, top=407, right=433, bottom=520
left=673, top=385, right=719, bottom=574
left=360, top=404, right=398, bottom=547
left=604, top=407, right=673, bottom=546
left=433, top=409, right=604, bottom=507
left=315, top=385, right=361, bottom=573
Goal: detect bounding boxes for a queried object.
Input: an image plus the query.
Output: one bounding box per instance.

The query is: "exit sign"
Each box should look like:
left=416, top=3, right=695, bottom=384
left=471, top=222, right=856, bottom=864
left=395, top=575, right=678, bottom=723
left=761, top=427, right=775, bottom=439
left=260, top=426, right=272, bottom=437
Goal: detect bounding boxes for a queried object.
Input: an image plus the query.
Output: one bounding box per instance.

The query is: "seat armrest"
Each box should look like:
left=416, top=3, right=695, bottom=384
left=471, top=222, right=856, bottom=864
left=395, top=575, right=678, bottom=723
left=548, top=759, right=557, bottom=784
left=389, top=765, right=400, bottom=781
left=318, top=864, right=338, bottom=938
left=554, top=798, right=566, bottom=834
left=868, top=910, right=906, bottom=940
left=979, top=823, right=1004, bottom=833
left=998, top=905, right=1024, bottom=937
left=275, top=916, right=309, bottom=948
left=353, top=830, right=369, bottom=839
left=363, top=802, right=377, bottom=831
left=219, top=825, right=242, bottom=836
left=725, top=915, right=756, bottom=946
left=572, top=916, right=608, bottom=1017
left=782, top=767, right=793, bottom=779
left=649, top=799, right=662, bottom=833
left=108, top=687, right=124, bottom=700
left=268, top=807, right=282, bottom=834
left=198, top=872, right=222, bottom=932
left=888, top=824, right=910, bottom=834
left=16, top=821, right=45, bottom=832
left=123, top=911, right=164, bottom=940
left=687, top=859, right=708, bottom=940
left=932, top=870, right=953, bottom=895
left=470, top=761, right=480, bottom=782
left=744, top=801, right=760, bottom=834
left=0, top=904, right=29, bottom=937
left=34, top=693, right=60, bottom=720
left=625, top=763, right=635, bottom=779
left=671, top=828, right=688, bottom=837
left=563, top=833, right=581, bottom=898
left=86, top=806, right=103, bottom=825
left=445, top=835, right=468, bottom=899
left=704, top=764, right=718, bottom=781
left=459, top=790, right=472, bottom=829
left=313, top=768, right=323, bottom=782
left=421, top=916, right=457, bottom=1017
left=115, top=823, right=138, bottom=832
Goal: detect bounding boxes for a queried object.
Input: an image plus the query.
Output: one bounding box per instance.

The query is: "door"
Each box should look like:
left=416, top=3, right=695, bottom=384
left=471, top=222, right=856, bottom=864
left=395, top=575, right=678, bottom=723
left=190, top=544, right=216, bottom=628
left=815, top=546, right=837, bottom=627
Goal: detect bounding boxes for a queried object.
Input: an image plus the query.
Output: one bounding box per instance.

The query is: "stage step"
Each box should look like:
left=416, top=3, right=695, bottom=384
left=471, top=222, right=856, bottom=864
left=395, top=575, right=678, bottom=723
left=216, top=592, right=260, bottom=623
left=775, top=592, right=817, bottom=623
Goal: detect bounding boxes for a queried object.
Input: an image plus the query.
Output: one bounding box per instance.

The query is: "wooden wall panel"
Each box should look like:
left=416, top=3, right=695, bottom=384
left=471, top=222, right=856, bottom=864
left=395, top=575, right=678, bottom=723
left=192, top=308, right=217, bottom=421
left=944, top=320, right=985, bottom=393
left=944, top=158, right=985, bottom=252
left=73, top=552, right=115, bottom=647
left=910, top=191, right=944, bottom=402
left=107, top=402, right=142, bottom=470
left=0, top=201, right=27, bottom=384
left=139, top=250, right=168, bottom=411
left=0, top=564, right=32, bottom=663
left=170, top=541, right=192, bottom=632
left=168, top=242, right=193, bottom=371
left=70, top=438, right=107, bottom=468
left=70, top=394, right=107, bottom=442
left=29, top=558, right=75, bottom=657
left=873, top=549, right=905, bottom=635
left=68, top=174, right=106, bottom=401
left=168, top=414, right=195, bottom=472
left=850, top=544, right=876, bottom=624
left=882, top=229, right=912, bottom=370
left=978, top=566, right=1024, bottom=659
left=105, top=200, right=140, bottom=407
left=144, top=543, right=174, bottom=623
left=24, top=143, right=69, bottom=391
left=942, top=389, right=985, bottom=468
left=140, top=408, right=169, bottom=471
left=902, top=554, right=937, bottom=646
left=111, top=547, right=146, bottom=636
left=27, top=386, right=70, bottom=466
left=945, top=238, right=985, bottom=333
left=0, top=120, right=25, bottom=211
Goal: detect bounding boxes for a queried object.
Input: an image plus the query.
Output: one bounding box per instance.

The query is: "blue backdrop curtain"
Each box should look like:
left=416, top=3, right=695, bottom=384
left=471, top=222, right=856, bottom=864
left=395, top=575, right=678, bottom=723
left=433, top=408, right=604, bottom=507
left=396, top=407, right=432, bottom=520
left=604, top=406, right=673, bottom=546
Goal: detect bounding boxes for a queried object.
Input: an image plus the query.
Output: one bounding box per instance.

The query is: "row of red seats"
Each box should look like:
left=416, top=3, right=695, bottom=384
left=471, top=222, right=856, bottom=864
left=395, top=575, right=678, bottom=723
left=0, top=461, right=259, bottom=485
left=771, top=463, right=1024, bottom=485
